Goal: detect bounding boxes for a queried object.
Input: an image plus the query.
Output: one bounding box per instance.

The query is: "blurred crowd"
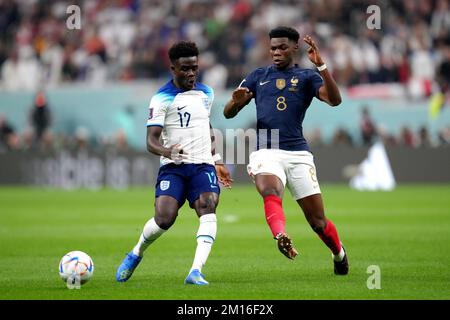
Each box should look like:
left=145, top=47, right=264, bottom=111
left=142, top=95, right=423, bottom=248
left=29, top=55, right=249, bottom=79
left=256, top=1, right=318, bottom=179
left=1, top=0, right=450, bottom=153
left=0, top=0, right=449, bottom=96
left=0, top=116, right=132, bottom=154
left=307, top=106, right=450, bottom=148
left=1, top=97, right=450, bottom=152
left=0, top=90, right=133, bottom=153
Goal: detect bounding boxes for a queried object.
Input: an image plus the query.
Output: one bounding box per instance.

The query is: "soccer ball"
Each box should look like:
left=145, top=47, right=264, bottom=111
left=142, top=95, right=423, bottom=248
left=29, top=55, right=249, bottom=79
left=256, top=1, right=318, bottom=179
left=59, top=251, right=94, bottom=287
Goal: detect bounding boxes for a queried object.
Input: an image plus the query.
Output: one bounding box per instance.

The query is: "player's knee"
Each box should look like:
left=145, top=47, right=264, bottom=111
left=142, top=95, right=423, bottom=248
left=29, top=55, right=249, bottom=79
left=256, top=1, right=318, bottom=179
left=309, top=218, right=327, bottom=234
left=196, top=193, right=218, bottom=213
left=260, top=188, right=282, bottom=198
left=154, top=212, right=177, bottom=230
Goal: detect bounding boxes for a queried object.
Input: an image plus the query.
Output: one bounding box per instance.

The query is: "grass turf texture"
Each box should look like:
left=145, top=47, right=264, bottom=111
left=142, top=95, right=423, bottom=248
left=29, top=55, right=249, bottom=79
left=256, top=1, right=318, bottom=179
left=0, top=185, right=449, bottom=300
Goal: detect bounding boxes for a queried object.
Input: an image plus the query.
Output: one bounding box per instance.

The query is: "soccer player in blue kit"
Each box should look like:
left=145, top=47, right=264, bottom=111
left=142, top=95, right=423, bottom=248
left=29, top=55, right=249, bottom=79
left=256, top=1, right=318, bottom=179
left=116, top=41, right=232, bottom=285
left=224, top=27, right=349, bottom=275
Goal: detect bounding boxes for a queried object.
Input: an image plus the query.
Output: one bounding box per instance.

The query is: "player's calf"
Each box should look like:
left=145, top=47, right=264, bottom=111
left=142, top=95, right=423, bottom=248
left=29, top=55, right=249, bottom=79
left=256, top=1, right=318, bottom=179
left=263, top=194, right=286, bottom=237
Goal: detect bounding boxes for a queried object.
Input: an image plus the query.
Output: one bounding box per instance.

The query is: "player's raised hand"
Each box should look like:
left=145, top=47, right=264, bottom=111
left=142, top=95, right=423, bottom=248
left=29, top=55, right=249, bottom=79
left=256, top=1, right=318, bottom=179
left=232, top=87, right=253, bottom=106
left=303, top=35, right=324, bottom=66
left=215, top=164, right=233, bottom=189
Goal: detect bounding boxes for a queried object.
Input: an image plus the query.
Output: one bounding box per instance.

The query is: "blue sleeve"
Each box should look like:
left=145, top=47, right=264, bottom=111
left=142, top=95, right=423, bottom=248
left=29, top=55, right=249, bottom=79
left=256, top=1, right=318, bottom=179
left=309, top=70, right=324, bottom=100
left=238, top=69, right=259, bottom=97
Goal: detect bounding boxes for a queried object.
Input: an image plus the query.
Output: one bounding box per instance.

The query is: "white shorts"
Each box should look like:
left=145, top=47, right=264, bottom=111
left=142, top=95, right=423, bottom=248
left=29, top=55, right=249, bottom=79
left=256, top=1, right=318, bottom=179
left=247, top=149, right=321, bottom=200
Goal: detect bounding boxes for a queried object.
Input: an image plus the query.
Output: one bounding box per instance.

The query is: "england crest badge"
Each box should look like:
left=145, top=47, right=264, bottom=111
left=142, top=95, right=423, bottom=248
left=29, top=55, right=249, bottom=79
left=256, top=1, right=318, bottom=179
left=160, top=180, right=170, bottom=191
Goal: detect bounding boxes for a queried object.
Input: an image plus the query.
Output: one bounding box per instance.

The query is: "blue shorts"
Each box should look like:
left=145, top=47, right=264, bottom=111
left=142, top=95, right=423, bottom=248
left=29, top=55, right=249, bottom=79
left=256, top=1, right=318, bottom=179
left=155, top=163, right=220, bottom=208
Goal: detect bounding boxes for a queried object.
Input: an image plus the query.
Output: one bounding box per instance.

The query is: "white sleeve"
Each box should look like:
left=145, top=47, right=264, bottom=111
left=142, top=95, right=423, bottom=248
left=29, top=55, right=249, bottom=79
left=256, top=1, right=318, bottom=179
left=146, top=95, right=167, bottom=127
left=207, top=89, right=214, bottom=116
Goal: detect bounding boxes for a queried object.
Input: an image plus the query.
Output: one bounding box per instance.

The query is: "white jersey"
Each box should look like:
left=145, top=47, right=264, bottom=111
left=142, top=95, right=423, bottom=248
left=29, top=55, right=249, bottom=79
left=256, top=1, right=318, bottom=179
left=146, top=80, right=214, bottom=166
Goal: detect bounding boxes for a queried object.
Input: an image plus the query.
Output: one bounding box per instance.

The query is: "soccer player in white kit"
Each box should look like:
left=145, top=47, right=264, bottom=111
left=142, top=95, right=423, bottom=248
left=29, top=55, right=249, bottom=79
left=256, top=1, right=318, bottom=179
left=224, top=27, right=349, bottom=275
left=116, top=41, right=232, bottom=285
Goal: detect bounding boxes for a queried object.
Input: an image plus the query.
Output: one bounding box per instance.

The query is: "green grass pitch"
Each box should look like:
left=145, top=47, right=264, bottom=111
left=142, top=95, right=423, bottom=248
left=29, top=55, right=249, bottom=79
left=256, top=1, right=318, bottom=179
left=0, top=184, right=449, bottom=300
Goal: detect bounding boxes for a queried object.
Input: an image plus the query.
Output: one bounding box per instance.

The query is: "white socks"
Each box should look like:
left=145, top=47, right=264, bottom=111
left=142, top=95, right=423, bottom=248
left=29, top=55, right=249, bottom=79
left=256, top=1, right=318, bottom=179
left=333, top=246, right=346, bottom=262
left=190, top=213, right=217, bottom=273
left=132, top=218, right=165, bottom=257
left=131, top=214, right=217, bottom=274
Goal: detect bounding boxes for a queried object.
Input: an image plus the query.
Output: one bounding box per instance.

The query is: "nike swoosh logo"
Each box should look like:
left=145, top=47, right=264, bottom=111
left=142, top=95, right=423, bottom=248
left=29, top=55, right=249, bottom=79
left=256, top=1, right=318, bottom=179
left=177, top=106, right=187, bottom=111
left=259, top=81, right=270, bottom=86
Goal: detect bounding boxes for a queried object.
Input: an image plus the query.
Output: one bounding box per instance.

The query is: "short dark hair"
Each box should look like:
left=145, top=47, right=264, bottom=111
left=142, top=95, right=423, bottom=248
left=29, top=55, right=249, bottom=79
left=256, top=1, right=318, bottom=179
left=168, top=41, right=199, bottom=63
left=269, top=26, right=300, bottom=42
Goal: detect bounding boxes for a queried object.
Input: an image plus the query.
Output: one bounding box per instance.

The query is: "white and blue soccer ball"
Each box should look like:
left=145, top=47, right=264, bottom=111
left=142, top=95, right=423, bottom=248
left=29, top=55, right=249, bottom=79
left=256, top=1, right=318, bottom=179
left=59, top=251, right=94, bottom=286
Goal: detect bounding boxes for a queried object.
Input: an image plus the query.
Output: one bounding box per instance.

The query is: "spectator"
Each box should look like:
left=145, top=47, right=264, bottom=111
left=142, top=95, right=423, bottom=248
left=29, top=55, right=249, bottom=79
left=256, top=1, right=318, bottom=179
left=30, top=91, right=52, bottom=144
left=399, top=126, right=417, bottom=147
left=20, top=127, right=34, bottom=151
left=438, top=126, right=450, bottom=146
left=360, top=107, right=377, bottom=146
left=377, top=124, right=397, bottom=147
left=306, top=128, right=324, bottom=147
left=72, top=126, right=90, bottom=151
left=1, top=49, right=20, bottom=91
left=0, top=114, right=19, bottom=151
left=1, top=46, right=41, bottom=91
left=418, top=126, right=433, bottom=148
left=436, top=41, right=450, bottom=97
left=114, top=128, right=129, bottom=152
left=332, top=127, right=353, bottom=146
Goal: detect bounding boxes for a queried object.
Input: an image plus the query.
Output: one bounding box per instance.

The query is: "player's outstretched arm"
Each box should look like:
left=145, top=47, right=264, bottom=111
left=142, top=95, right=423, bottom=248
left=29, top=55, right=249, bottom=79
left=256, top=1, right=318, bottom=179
left=303, top=35, right=342, bottom=107
left=146, top=126, right=187, bottom=162
left=223, top=87, right=253, bottom=119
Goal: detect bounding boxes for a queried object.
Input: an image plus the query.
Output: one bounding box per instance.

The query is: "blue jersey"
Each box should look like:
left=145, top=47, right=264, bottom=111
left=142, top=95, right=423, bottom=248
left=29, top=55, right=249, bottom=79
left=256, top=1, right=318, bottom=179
left=240, top=65, right=323, bottom=151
